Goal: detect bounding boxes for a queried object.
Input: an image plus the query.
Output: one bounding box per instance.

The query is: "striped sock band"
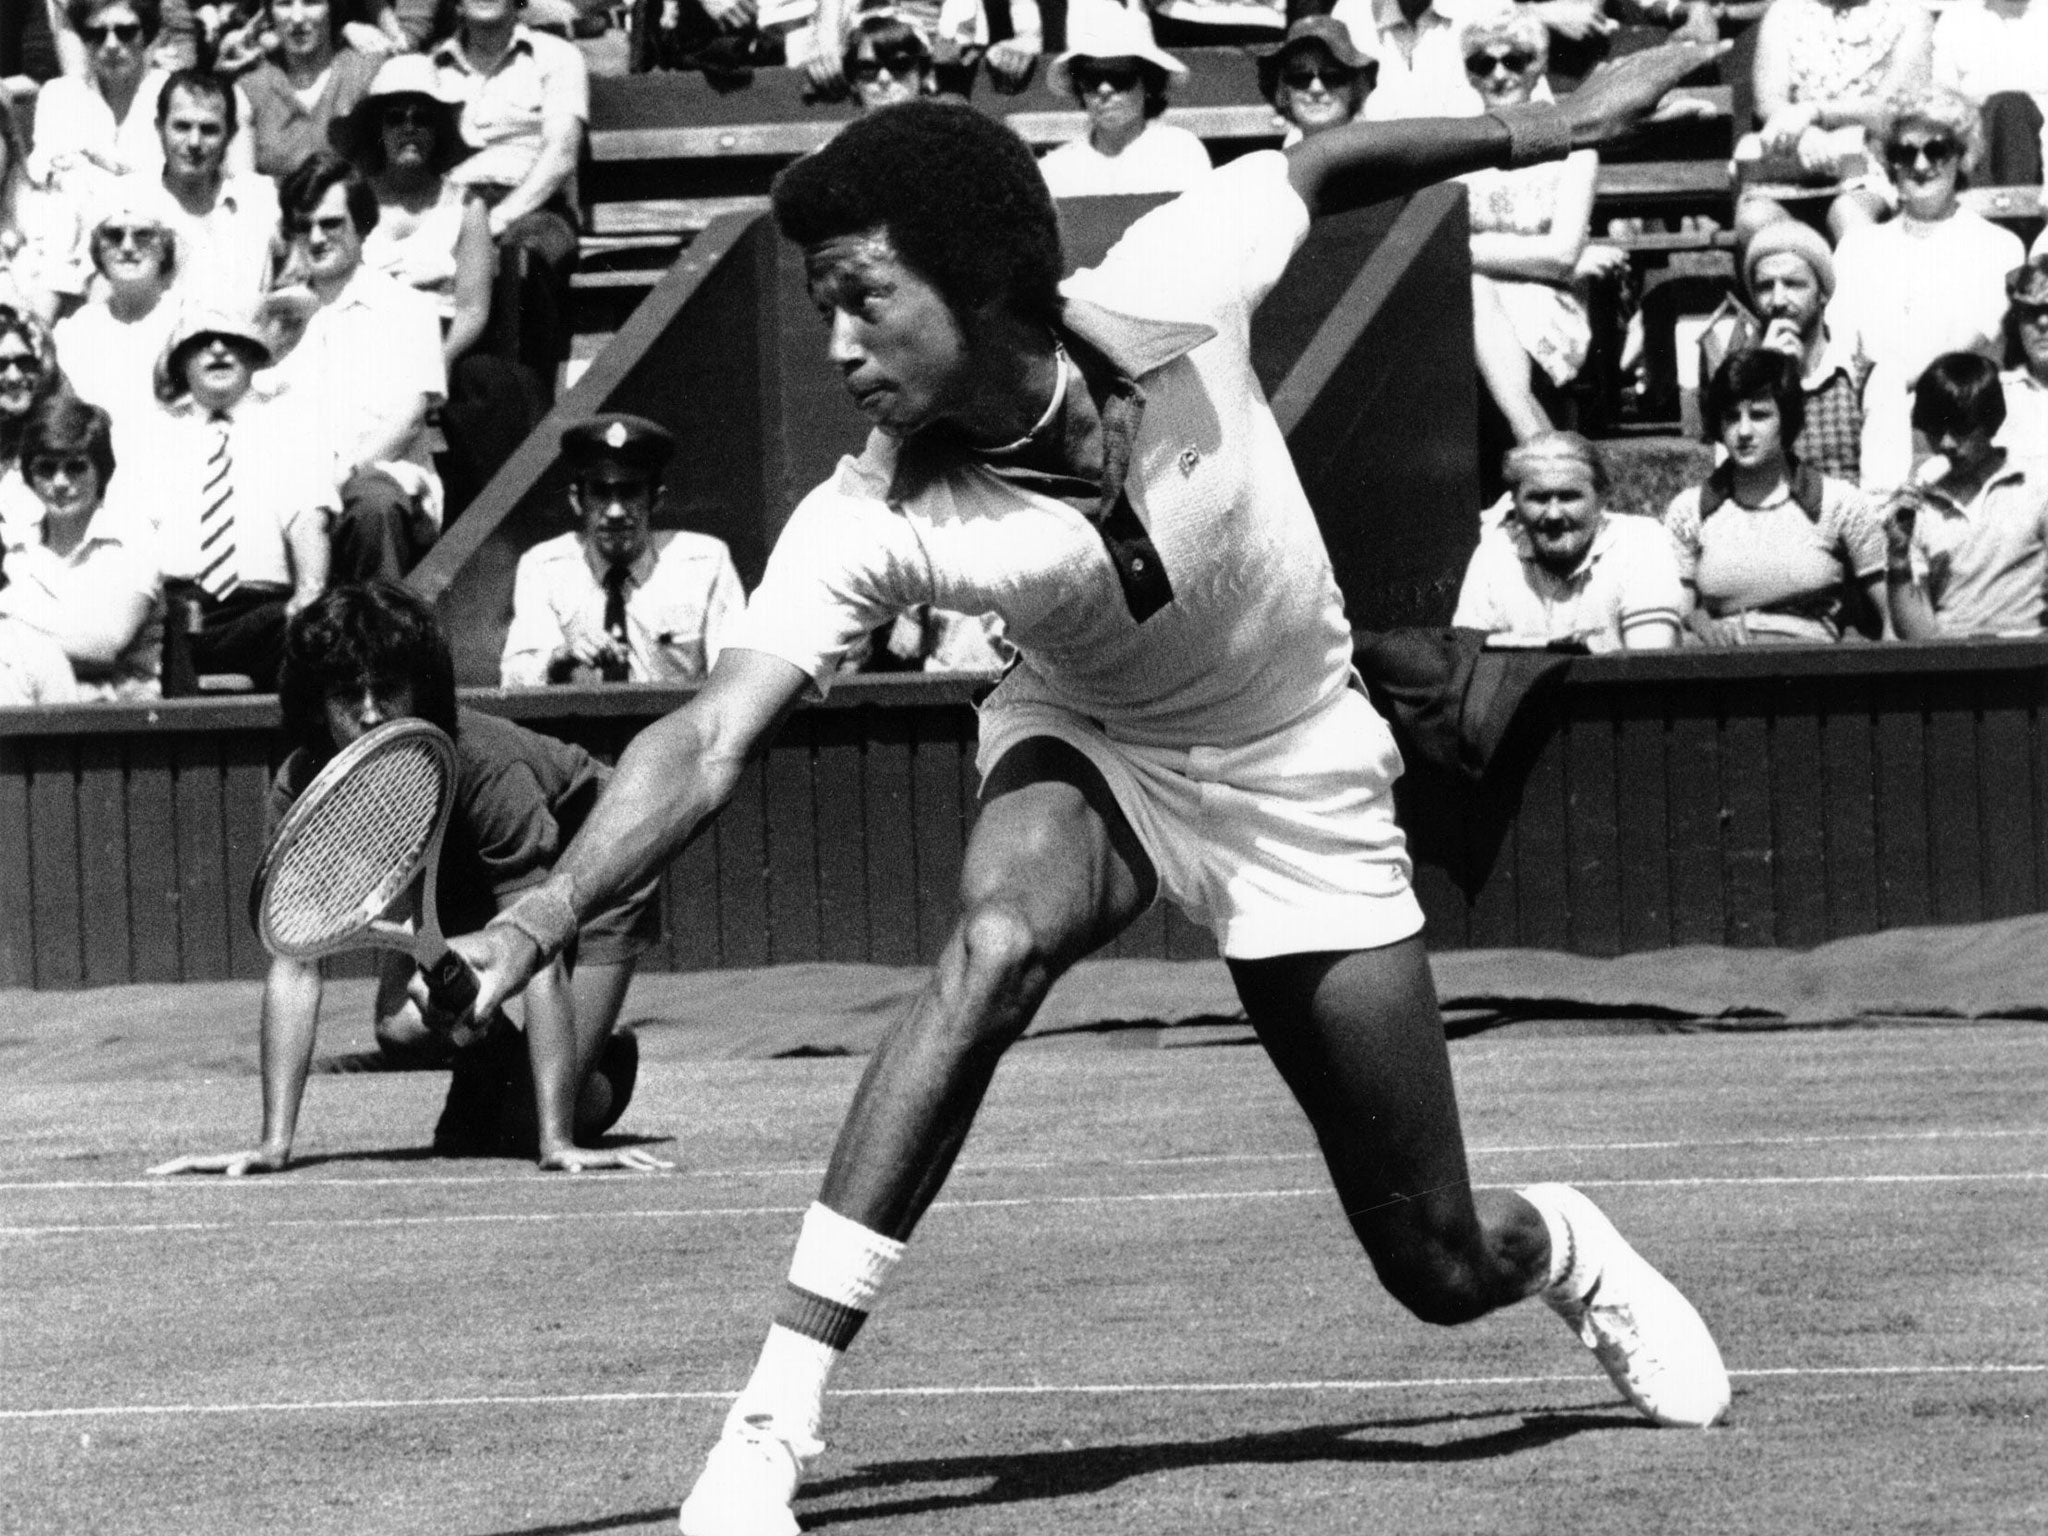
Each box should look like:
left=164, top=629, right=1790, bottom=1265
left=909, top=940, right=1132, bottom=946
left=728, top=1203, right=905, bottom=1453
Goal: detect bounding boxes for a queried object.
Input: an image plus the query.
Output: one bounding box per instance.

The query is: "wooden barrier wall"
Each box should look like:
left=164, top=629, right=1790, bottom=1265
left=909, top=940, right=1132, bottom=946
left=8, top=641, right=2048, bottom=988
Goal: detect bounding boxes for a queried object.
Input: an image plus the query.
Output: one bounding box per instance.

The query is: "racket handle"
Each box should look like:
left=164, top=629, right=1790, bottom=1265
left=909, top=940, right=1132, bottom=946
left=422, top=949, right=480, bottom=1023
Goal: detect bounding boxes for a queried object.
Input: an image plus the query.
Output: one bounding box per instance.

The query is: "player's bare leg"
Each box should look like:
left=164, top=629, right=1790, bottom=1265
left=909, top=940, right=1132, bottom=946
left=678, top=738, right=1155, bottom=1536
left=1231, top=939, right=1730, bottom=1428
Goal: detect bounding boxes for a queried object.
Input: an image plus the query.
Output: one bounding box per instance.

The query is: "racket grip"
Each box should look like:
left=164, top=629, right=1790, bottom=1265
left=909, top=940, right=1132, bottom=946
left=422, top=950, right=480, bottom=1023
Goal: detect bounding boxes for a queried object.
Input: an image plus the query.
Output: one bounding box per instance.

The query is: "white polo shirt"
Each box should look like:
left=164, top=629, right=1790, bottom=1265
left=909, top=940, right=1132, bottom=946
left=1905, top=456, right=2048, bottom=637
left=433, top=25, right=590, bottom=192
left=1452, top=512, right=1685, bottom=652
left=728, top=149, right=1367, bottom=755
left=500, top=529, right=746, bottom=686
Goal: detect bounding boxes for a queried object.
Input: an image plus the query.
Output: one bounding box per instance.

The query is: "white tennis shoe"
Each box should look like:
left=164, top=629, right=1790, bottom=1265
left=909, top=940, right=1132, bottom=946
left=1528, top=1183, right=1732, bottom=1428
left=677, top=1413, right=806, bottom=1536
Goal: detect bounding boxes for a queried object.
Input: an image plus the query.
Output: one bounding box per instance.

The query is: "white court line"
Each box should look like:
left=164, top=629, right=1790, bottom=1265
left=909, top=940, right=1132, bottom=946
left=5, top=1128, right=2047, bottom=1195
left=5, top=1172, right=2046, bottom=1238
left=2, top=1363, right=2042, bottom=1422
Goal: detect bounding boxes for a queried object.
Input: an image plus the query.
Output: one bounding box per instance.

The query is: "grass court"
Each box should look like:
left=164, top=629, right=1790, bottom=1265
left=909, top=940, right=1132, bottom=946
left=3, top=1000, right=2044, bottom=1534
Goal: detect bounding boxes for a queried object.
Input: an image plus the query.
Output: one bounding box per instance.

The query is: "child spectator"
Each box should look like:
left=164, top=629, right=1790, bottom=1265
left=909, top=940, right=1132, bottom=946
left=1452, top=430, right=1683, bottom=651
left=1829, top=88, right=2026, bottom=491
left=1255, top=14, right=1375, bottom=145
left=1038, top=6, right=1209, bottom=198
left=142, top=305, right=332, bottom=689
left=1664, top=348, right=1886, bottom=644
left=1885, top=351, right=2048, bottom=637
left=0, top=397, right=162, bottom=699
left=150, top=581, right=662, bottom=1173
left=501, top=413, right=744, bottom=686
left=1733, top=0, right=1931, bottom=245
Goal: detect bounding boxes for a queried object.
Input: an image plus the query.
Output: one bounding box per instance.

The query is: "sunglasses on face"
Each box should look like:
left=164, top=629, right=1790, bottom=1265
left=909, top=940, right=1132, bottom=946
left=97, top=224, right=165, bottom=247
left=1886, top=137, right=1960, bottom=169
left=1466, top=49, right=1536, bottom=76
left=849, top=55, right=924, bottom=82
left=2015, top=303, right=2048, bottom=326
left=1073, top=65, right=1143, bottom=92
left=1282, top=63, right=1357, bottom=90
left=0, top=354, right=42, bottom=377
left=81, top=21, right=144, bottom=44
left=381, top=102, right=440, bottom=128
left=28, top=456, right=95, bottom=483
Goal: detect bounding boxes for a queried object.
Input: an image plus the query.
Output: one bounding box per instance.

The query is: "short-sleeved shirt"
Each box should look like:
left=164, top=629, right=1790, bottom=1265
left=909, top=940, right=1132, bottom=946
left=264, top=264, right=447, bottom=496
left=1998, top=369, right=2048, bottom=477
left=158, top=172, right=280, bottom=311
left=432, top=25, right=590, bottom=193
left=500, top=529, right=746, bottom=686
left=1663, top=474, right=1886, bottom=642
left=1451, top=512, right=1684, bottom=653
left=1333, top=0, right=1484, bottom=121
left=1038, top=122, right=1214, bottom=198
left=727, top=149, right=1371, bottom=759
left=1904, top=457, right=2048, bottom=637
left=51, top=300, right=182, bottom=465
left=0, top=503, right=163, bottom=699
left=265, top=707, right=613, bottom=938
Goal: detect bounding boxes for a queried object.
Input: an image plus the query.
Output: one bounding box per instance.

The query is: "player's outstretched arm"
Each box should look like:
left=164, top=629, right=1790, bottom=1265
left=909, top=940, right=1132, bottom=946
left=1286, top=40, right=1726, bottom=217
left=520, top=956, right=672, bottom=1173
left=454, top=648, right=813, bottom=1018
left=149, top=956, right=324, bottom=1176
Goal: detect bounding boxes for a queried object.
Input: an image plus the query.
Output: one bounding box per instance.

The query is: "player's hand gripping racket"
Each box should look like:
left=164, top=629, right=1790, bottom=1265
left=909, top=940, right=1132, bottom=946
left=250, top=718, right=483, bottom=1042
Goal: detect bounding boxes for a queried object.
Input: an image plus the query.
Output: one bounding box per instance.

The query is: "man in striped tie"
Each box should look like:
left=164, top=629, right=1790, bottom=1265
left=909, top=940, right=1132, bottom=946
left=149, top=308, right=335, bottom=692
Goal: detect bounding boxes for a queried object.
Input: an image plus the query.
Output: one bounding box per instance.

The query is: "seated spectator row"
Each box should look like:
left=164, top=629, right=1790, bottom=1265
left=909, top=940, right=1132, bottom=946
left=1455, top=339, right=2048, bottom=651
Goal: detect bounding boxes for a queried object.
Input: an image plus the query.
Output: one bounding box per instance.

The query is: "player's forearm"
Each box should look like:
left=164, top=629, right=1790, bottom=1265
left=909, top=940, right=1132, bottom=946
left=1289, top=116, right=1518, bottom=218
left=257, top=959, right=324, bottom=1156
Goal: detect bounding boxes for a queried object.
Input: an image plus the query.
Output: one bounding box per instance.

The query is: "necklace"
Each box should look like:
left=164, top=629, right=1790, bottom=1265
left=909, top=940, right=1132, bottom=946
left=978, top=340, right=1069, bottom=457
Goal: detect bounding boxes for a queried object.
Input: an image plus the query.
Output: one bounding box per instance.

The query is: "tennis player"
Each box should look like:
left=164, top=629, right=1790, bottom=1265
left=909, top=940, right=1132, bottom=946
left=459, top=52, right=1731, bottom=1533
left=152, top=582, right=666, bottom=1177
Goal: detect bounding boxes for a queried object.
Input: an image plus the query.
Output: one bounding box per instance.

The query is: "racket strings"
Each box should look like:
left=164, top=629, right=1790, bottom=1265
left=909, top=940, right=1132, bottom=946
left=263, top=743, right=448, bottom=949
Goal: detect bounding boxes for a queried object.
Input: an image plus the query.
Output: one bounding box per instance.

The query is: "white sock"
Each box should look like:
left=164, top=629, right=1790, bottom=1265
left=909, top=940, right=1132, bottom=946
left=1518, top=1183, right=1600, bottom=1301
left=726, top=1202, right=905, bottom=1455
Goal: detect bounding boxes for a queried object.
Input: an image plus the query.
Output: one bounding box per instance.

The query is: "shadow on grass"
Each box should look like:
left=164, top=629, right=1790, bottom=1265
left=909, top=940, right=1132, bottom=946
left=477, top=1406, right=1626, bottom=1535
left=794, top=1408, right=1626, bottom=1528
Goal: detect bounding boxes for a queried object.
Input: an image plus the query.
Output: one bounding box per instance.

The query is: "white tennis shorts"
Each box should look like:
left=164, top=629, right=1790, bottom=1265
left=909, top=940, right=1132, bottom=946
left=975, top=684, right=1424, bottom=960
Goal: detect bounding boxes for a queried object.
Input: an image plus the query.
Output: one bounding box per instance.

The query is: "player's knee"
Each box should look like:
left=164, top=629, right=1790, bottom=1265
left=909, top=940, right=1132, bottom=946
left=955, top=900, right=1056, bottom=1003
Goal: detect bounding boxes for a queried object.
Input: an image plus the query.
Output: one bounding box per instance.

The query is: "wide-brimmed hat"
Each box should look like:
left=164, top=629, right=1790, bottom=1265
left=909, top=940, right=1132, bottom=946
left=329, top=53, right=471, bottom=173
left=160, top=305, right=274, bottom=396
left=1048, top=5, right=1186, bottom=95
left=2007, top=256, right=2048, bottom=310
left=1253, top=15, right=1374, bottom=99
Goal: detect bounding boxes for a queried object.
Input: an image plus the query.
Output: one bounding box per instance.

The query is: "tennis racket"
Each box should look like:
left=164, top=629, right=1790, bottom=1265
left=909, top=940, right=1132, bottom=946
left=250, top=718, right=481, bottom=1039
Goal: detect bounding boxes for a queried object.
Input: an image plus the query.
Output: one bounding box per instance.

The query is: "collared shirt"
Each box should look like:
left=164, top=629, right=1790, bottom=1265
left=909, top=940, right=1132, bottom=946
left=27, top=69, right=256, bottom=196
left=158, top=172, right=280, bottom=310
left=432, top=24, right=589, bottom=192
left=1332, top=0, right=1483, bottom=121
left=241, top=48, right=381, bottom=179
left=263, top=264, right=446, bottom=498
left=1998, top=368, right=2048, bottom=477
left=500, top=529, right=746, bottom=686
left=1905, top=456, right=2048, bottom=636
left=1664, top=473, right=1887, bottom=642
left=1452, top=512, right=1684, bottom=652
left=1039, top=122, right=1214, bottom=199
left=728, top=150, right=1369, bottom=755
left=137, top=392, right=336, bottom=586
left=51, top=299, right=183, bottom=466
left=1794, top=328, right=1870, bottom=487
left=0, top=501, right=162, bottom=700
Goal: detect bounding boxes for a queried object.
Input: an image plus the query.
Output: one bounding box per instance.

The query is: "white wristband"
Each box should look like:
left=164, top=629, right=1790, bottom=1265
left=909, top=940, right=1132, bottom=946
left=488, top=880, right=580, bottom=962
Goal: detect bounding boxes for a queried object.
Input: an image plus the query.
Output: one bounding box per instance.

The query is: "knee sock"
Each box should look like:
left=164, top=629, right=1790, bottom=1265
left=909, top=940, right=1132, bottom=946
left=726, top=1202, right=905, bottom=1456
left=1518, top=1183, right=1600, bottom=1302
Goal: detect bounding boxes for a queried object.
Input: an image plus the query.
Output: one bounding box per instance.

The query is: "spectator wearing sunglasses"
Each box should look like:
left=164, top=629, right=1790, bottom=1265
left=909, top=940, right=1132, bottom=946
left=1829, top=88, right=2024, bottom=490
left=1997, top=258, right=2048, bottom=475
left=51, top=181, right=181, bottom=462
left=1255, top=15, right=1375, bottom=144
left=1733, top=0, right=1931, bottom=246
left=0, top=305, right=65, bottom=530
left=840, top=14, right=937, bottom=109
left=1037, top=5, right=1209, bottom=199
left=806, top=0, right=1039, bottom=100
left=29, top=1, right=176, bottom=198
left=0, top=396, right=163, bottom=700
left=1456, top=7, right=1616, bottom=444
